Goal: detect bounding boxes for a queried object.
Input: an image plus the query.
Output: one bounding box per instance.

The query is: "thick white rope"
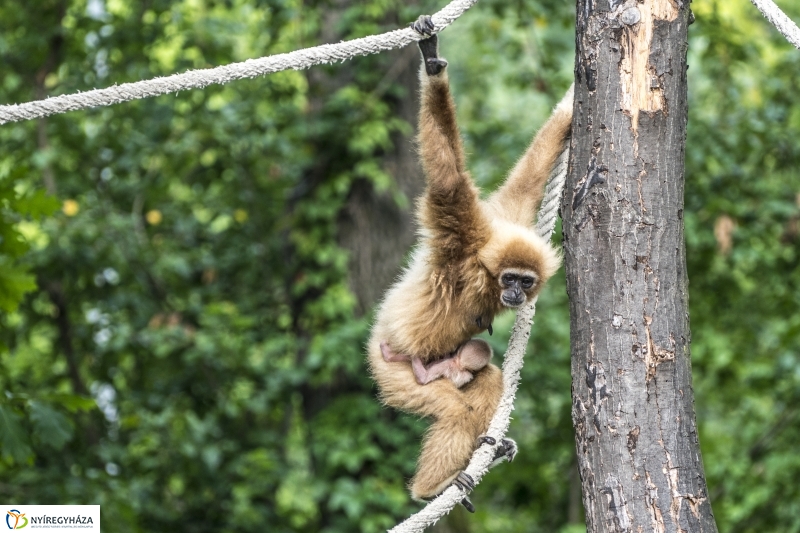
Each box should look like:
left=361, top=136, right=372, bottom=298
left=389, top=141, right=570, bottom=533
left=0, top=0, right=479, bottom=125
left=535, top=146, right=570, bottom=238
left=750, top=0, right=800, bottom=49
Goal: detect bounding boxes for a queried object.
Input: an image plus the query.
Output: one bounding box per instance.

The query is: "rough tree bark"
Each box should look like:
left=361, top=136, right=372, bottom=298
left=562, top=1, right=719, bottom=532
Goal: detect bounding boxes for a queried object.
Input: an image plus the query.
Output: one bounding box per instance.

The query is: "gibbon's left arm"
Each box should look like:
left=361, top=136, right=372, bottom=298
left=487, top=84, right=574, bottom=227
left=415, top=27, right=490, bottom=265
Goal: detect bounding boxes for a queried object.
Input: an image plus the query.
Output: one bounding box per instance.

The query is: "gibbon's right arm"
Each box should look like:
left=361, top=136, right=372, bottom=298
left=487, top=84, right=574, bottom=227
left=415, top=30, right=490, bottom=264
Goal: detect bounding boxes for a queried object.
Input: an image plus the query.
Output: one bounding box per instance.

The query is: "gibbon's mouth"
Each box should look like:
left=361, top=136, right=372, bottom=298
left=501, top=295, right=525, bottom=307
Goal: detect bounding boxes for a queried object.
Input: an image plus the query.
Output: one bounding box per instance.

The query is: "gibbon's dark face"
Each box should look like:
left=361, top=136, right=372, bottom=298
left=499, top=269, right=538, bottom=308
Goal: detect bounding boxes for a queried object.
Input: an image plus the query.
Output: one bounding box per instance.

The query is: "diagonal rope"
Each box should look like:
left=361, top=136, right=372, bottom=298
left=388, top=140, right=570, bottom=533
left=0, top=0, right=479, bottom=125
left=750, top=0, right=800, bottom=49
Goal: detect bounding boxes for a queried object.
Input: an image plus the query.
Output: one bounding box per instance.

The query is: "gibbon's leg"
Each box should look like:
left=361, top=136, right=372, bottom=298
left=409, top=363, right=504, bottom=501
left=487, top=83, right=574, bottom=226
left=380, top=340, right=411, bottom=363
left=411, top=356, right=438, bottom=385
left=411, top=416, right=476, bottom=499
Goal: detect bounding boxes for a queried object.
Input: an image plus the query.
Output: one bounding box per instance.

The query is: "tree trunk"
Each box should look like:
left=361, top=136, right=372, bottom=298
left=563, top=1, right=718, bottom=532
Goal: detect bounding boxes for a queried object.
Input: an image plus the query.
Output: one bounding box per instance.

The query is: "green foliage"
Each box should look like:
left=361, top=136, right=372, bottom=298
left=0, top=0, right=798, bottom=532
left=29, top=401, right=75, bottom=449
left=0, top=404, right=33, bottom=464
left=0, top=180, right=59, bottom=312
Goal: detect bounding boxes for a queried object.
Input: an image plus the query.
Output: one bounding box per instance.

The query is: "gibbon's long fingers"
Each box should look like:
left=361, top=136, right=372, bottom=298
left=500, top=438, right=518, bottom=462
left=487, top=438, right=518, bottom=470
left=488, top=83, right=574, bottom=227
left=477, top=435, right=496, bottom=446
left=410, top=15, right=435, bottom=36
left=454, top=471, right=475, bottom=491
left=491, top=437, right=518, bottom=464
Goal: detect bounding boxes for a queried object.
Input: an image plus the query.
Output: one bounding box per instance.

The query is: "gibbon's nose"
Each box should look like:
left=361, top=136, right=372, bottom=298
left=502, top=292, right=525, bottom=307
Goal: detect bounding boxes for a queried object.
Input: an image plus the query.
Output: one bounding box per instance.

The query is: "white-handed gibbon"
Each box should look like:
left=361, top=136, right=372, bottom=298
left=381, top=338, right=492, bottom=388
left=368, top=15, right=573, bottom=510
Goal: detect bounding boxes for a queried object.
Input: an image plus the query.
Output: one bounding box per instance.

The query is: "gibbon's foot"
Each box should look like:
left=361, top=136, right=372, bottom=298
left=410, top=14, right=435, bottom=36
left=380, top=340, right=403, bottom=363
left=477, top=435, right=496, bottom=446
left=492, top=438, right=518, bottom=463
left=460, top=496, right=476, bottom=513
left=453, top=471, right=475, bottom=492
left=453, top=472, right=476, bottom=513
left=421, top=472, right=476, bottom=512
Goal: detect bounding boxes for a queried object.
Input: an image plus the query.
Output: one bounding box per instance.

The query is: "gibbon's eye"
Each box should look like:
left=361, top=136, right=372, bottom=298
left=502, top=274, right=515, bottom=286
left=521, top=276, right=535, bottom=289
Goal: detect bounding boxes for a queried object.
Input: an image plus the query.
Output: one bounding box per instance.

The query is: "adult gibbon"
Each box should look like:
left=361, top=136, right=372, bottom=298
left=368, top=15, right=573, bottom=508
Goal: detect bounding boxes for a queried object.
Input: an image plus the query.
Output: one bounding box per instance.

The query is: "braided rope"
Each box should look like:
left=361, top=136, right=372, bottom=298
left=750, top=0, right=800, bottom=49
left=389, top=141, right=570, bottom=533
left=0, top=0, right=479, bottom=125
left=535, top=145, right=570, bottom=239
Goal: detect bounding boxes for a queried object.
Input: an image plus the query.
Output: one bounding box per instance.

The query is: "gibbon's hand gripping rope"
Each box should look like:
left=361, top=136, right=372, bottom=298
left=0, top=0, right=479, bottom=125
left=750, top=0, right=800, bottom=49
left=389, top=143, right=570, bottom=533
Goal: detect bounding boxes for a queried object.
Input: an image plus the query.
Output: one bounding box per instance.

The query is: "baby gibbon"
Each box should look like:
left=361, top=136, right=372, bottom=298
left=368, top=15, right=573, bottom=509
left=381, top=338, right=492, bottom=388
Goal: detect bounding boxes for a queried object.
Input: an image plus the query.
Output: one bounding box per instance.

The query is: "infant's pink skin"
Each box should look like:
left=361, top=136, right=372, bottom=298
left=380, top=339, right=492, bottom=387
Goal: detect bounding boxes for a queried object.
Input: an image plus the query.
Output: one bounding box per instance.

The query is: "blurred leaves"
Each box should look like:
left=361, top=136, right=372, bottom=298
left=0, top=404, right=33, bottom=464
left=29, top=401, right=74, bottom=449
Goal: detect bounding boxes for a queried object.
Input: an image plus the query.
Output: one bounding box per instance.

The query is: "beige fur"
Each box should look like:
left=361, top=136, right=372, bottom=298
left=368, top=54, right=573, bottom=500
